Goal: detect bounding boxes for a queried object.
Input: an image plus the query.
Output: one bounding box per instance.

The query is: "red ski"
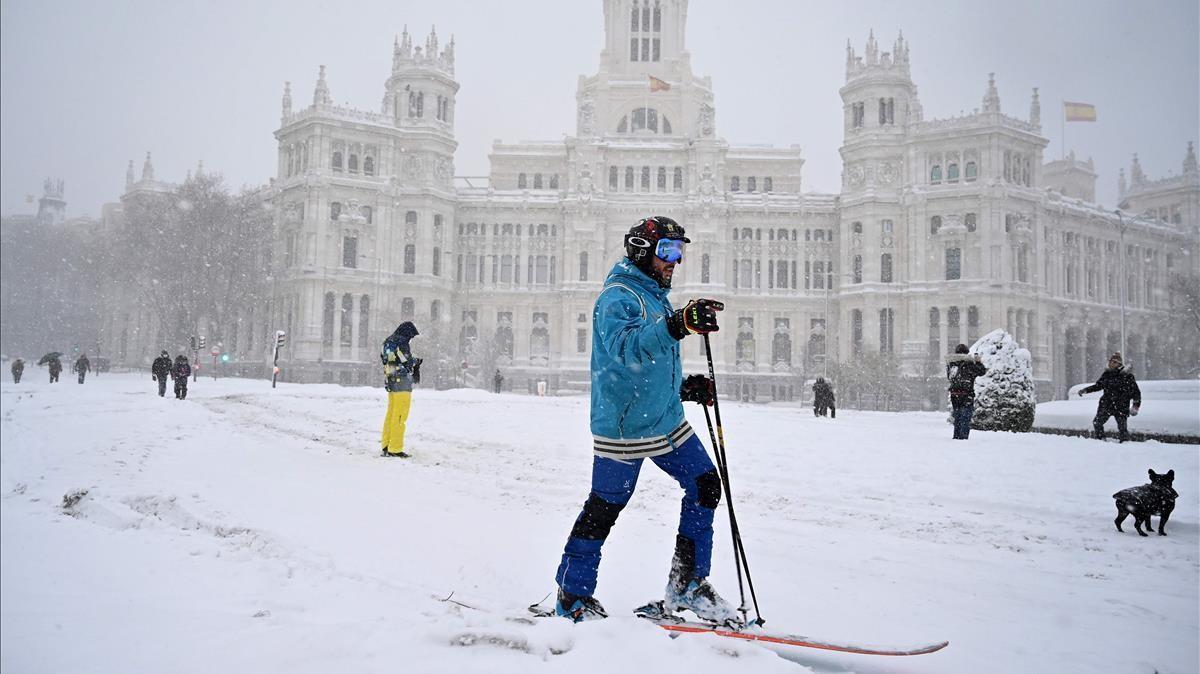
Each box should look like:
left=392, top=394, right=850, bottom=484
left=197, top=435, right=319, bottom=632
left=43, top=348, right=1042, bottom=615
left=633, top=601, right=948, bottom=657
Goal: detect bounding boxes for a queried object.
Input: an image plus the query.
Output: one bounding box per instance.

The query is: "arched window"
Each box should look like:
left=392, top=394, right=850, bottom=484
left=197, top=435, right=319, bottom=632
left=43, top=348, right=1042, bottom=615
left=673, top=167, right=683, bottom=191
left=348, top=154, right=359, bottom=173
left=359, top=295, right=370, bottom=348
left=852, top=255, right=862, bottom=283
left=930, top=215, right=942, bottom=235
left=432, top=247, right=441, bottom=276
left=430, top=300, right=441, bottom=322
left=579, top=251, right=588, bottom=281
left=763, top=177, right=773, bottom=192
left=404, top=245, right=416, bottom=274
left=947, top=163, right=959, bottom=181
left=851, top=309, right=863, bottom=355
left=731, top=176, right=740, bottom=192
left=401, top=297, right=414, bottom=318
left=609, top=166, right=619, bottom=190
left=640, top=166, right=650, bottom=190
left=340, top=294, right=353, bottom=346
left=852, top=221, right=862, bottom=234
left=518, top=173, right=527, bottom=189
left=533, top=173, right=543, bottom=189
left=363, top=156, right=375, bottom=176
left=965, top=213, right=977, bottom=232
left=773, top=332, right=792, bottom=367
left=747, top=177, right=757, bottom=192
left=881, top=253, right=893, bottom=283
left=741, top=228, right=752, bottom=240
left=405, top=210, right=418, bottom=226
left=322, top=292, right=335, bottom=346
left=617, top=107, right=671, bottom=134
left=549, top=174, right=559, bottom=189
left=332, top=151, right=343, bottom=171
left=930, top=165, right=942, bottom=183
left=330, top=202, right=341, bottom=221
left=657, top=166, right=667, bottom=190
left=624, top=166, right=634, bottom=190
left=1017, top=243, right=1029, bottom=282
left=965, top=161, right=977, bottom=180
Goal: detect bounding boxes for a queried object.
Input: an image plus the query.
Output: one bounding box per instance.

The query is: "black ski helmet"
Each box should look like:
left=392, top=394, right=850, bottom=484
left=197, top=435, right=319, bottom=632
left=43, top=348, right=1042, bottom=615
left=624, top=215, right=689, bottom=271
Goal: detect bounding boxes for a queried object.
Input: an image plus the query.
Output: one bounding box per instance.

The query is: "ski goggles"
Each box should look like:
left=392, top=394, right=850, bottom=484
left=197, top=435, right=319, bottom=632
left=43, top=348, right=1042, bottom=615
left=629, top=236, right=686, bottom=263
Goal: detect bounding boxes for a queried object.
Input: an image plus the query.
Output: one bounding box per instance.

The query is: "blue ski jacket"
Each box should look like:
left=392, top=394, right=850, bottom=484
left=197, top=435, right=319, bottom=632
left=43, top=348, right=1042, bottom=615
left=381, top=322, right=419, bottom=393
left=590, top=259, right=694, bottom=459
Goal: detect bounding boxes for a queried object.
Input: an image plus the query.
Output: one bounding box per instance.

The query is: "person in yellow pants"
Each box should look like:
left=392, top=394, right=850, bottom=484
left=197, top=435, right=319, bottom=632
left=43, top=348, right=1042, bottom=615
left=380, top=321, right=421, bottom=457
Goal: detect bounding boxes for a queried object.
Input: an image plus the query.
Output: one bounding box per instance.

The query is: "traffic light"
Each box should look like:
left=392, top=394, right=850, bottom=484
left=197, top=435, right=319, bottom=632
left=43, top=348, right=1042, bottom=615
left=198, top=336, right=206, bottom=350
left=221, top=354, right=230, bottom=362
left=275, top=330, right=287, bottom=349
left=190, top=336, right=197, bottom=350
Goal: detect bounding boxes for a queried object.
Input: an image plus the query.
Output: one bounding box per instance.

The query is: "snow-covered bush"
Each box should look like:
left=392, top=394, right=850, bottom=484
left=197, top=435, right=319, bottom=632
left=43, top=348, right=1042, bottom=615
left=970, top=329, right=1036, bottom=432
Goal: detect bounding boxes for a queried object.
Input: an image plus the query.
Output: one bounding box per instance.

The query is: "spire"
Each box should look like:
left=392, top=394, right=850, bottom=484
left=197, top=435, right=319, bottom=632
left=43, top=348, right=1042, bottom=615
left=196, top=160, right=204, bottom=178
left=313, top=65, right=331, bottom=106
left=142, top=151, right=155, bottom=181
left=1118, top=168, right=1127, bottom=198
left=893, top=30, right=907, bottom=65
left=427, top=25, right=438, bottom=57
left=865, top=29, right=878, bottom=65
left=282, top=81, right=293, bottom=118
left=981, top=73, right=1001, bottom=113
left=1029, top=87, right=1041, bottom=127
left=125, top=160, right=135, bottom=190
left=1184, top=141, right=1198, bottom=174
left=401, top=25, right=412, bottom=57
left=1131, top=153, right=1145, bottom=185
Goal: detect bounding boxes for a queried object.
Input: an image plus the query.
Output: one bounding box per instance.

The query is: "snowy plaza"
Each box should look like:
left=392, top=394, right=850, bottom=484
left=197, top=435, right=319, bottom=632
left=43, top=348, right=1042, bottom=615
left=2, top=374, right=1197, bottom=673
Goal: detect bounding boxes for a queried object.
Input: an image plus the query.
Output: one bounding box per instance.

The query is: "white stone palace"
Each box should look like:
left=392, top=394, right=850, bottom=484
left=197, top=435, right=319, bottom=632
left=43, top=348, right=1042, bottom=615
left=118, top=0, right=1200, bottom=401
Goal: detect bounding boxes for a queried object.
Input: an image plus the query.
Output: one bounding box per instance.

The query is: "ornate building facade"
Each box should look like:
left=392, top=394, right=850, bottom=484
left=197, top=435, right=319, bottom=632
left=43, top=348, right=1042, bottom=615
left=223, top=1, right=1200, bottom=399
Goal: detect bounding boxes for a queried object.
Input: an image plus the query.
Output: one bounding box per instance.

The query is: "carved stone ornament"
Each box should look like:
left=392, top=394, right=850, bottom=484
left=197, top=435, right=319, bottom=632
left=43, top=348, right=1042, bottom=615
left=878, top=162, right=898, bottom=184
left=847, top=165, right=865, bottom=188
left=434, top=157, right=452, bottom=185
left=578, top=98, right=595, bottom=136
left=697, top=104, right=715, bottom=137
left=403, top=155, right=424, bottom=180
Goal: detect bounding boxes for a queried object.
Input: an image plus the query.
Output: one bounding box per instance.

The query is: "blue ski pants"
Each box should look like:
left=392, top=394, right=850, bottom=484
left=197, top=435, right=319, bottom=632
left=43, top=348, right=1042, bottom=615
left=556, top=433, right=719, bottom=597
left=952, top=401, right=974, bottom=439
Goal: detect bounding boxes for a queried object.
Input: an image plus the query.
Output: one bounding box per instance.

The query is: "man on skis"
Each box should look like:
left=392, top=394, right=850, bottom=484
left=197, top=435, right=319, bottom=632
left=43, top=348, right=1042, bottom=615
left=553, top=215, right=739, bottom=626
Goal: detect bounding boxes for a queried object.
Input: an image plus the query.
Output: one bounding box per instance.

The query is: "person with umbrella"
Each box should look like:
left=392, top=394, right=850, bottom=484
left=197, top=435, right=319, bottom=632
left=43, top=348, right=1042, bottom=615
left=38, top=352, right=63, bottom=383
left=74, top=353, right=91, bottom=384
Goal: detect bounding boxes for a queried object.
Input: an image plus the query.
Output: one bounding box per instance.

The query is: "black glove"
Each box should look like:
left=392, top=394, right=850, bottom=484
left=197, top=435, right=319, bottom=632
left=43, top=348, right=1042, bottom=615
left=411, top=358, right=423, bottom=384
left=680, top=374, right=715, bottom=406
left=667, top=299, right=725, bottom=340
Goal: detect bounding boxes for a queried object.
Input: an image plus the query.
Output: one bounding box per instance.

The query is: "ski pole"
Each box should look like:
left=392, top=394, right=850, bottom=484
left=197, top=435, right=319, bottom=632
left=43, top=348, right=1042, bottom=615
left=701, top=403, right=745, bottom=619
left=703, top=333, right=765, bottom=626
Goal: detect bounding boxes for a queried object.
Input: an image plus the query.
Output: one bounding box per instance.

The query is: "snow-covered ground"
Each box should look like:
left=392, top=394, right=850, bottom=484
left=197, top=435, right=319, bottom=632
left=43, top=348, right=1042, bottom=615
left=1037, top=379, right=1200, bottom=437
left=2, top=374, right=1197, bottom=674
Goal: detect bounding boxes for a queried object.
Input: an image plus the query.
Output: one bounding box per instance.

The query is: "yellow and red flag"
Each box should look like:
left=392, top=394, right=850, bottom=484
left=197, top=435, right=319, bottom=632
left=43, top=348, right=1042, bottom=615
left=1064, top=101, right=1097, bottom=122
left=649, top=75, right=671, bottom=92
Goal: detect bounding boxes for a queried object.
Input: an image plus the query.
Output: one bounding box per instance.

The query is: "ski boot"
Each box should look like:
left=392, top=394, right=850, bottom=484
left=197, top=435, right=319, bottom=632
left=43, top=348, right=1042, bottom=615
left=555, top=588, right=608, bottom=623
left=665, top=577, right=743, bottom=627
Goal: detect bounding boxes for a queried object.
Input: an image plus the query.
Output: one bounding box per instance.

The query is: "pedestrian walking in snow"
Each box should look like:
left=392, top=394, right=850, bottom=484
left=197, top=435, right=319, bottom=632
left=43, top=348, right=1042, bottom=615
left=74, top=353, right=91, bottom=384
left=947, top=344, right=987, bottom=439
left=151, top=350, right=172, bottom=397
left=10, top=358, right=24, bottom=383
left=172, top=355, right=192, bottom=399
left=380, top=321, right=421, bottom=458
left=493, top=369, right=504, bottom=394
left=553, top=215, right=740, bottom=625
left=1079, top=352, right=1141, bottom=442
left=812, top=377, right=836, bottom=418
left=47, top=355, right=62, bottom=383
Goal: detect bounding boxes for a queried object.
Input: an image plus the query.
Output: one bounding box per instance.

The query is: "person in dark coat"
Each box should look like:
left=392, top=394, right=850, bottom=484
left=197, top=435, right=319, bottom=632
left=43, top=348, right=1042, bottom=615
left=172, top=355, right=192, bottom=399
left=947, top=344, right=987, bottom=439
left=812, top=377, right=836, bottom=418
left=380, top=321, right=421, bottom=457
left=493, top=369, right=504, bottom=394
left=74, top=353, right=91, bottom=384
left=151, top=350, right=172, bottom=397
left=47, top=355, right=62, bottom=383
left=1078, top=352, right=1142, bottom=442
left=11, top=358, right=24, bottom=383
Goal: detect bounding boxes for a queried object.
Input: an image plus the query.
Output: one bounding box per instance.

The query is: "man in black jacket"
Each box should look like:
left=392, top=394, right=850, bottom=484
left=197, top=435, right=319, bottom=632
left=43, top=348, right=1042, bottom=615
left=947, top=344, right=987, bottom=439
left=812, top=377, right=836, bottom=418
left=151, top=350, right=172, bottom=397
left=1079, top=352, right=1142, bottom=442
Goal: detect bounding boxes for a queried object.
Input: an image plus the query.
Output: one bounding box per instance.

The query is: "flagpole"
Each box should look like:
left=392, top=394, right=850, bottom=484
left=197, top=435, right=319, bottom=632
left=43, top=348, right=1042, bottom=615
left=1061, top=101, right=1065, bottom=160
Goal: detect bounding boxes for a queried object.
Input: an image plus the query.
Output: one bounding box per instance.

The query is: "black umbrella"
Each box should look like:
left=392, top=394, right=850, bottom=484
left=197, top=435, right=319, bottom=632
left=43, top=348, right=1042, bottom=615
left=37, top=352, right=63, bottom=365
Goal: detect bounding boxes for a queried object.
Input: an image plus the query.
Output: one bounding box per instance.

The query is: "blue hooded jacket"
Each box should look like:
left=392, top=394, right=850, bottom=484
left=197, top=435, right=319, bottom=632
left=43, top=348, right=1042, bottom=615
left=590, top=259, right=694, bottom=459
left=381, top=321, right=419, bottom=392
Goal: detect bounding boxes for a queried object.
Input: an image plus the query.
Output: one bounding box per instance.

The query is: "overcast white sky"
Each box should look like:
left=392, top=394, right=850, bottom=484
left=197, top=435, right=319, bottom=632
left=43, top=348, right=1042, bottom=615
left=2, top=0, right=1197, bottom=218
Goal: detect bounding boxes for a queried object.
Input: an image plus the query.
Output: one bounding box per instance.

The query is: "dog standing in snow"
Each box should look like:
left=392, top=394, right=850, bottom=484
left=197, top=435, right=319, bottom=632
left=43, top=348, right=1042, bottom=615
left=1113, top=469, right=1177, bottom=537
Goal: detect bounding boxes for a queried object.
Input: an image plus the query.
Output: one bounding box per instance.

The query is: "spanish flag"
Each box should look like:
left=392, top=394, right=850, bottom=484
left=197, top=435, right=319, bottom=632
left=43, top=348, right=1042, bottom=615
left=649, top=75, right=671, bottom=92
left=1064, top=101, right=1097, bottom=122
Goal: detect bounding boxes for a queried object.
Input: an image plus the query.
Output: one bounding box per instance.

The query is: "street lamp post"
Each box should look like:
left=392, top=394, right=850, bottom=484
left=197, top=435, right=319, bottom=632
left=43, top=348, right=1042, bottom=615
left=1114, top=210, right=1128, bottom=357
